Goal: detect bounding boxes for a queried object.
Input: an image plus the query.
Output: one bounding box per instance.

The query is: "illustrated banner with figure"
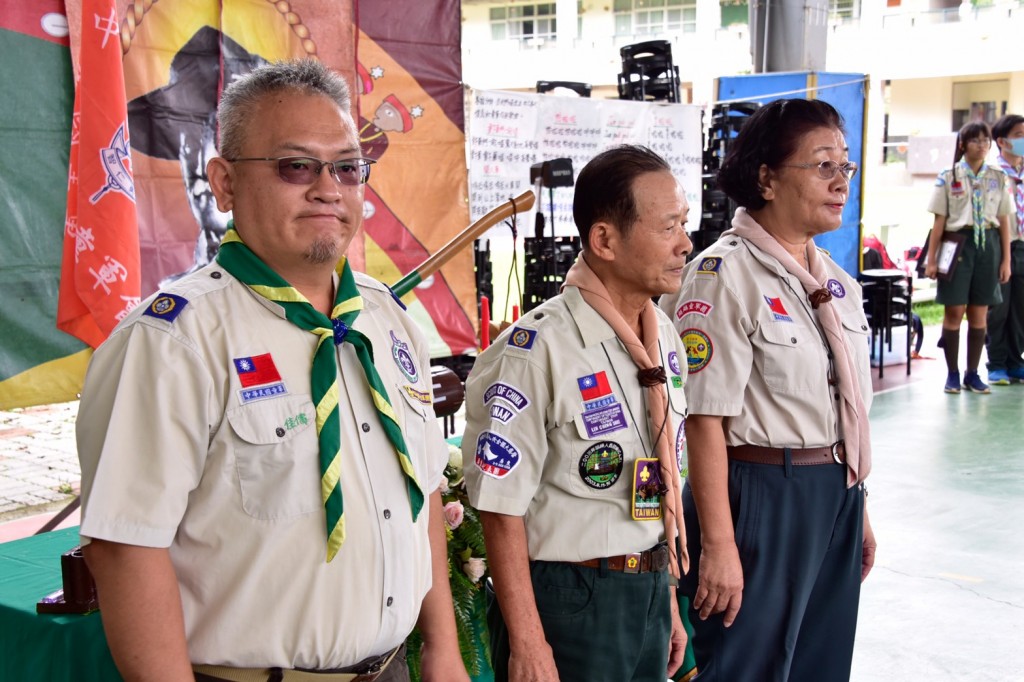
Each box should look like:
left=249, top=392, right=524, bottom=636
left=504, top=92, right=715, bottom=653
left=0, top=0, right=472, bottom=409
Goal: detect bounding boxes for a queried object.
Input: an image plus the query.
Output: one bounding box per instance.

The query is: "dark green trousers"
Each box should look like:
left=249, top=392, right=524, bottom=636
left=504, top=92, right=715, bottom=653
left=488, top=558, right=672, bottom=682
left=987, top=240, right=1024, bottom=371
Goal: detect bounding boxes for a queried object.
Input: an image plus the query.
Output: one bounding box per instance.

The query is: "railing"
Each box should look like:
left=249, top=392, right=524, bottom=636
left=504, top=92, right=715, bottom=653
left=882, top=3, right=1024, bottom=29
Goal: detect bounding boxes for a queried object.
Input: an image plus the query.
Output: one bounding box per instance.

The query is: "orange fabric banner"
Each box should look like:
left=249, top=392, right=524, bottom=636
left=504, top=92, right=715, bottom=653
left=57, top=0, right=140, bottom=348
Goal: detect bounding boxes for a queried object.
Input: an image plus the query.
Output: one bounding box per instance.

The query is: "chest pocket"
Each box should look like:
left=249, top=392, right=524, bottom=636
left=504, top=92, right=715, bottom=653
left=840, top=310, right=873, bottom=405
left=946, top=187, right=971, bottom=223
left=756, top=322, right=820, bottom=394
left=229, top=394, right=319, bottom=521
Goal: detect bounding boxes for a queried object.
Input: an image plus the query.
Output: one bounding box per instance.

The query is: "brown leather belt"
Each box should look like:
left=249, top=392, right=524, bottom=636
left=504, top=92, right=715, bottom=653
left=572, top=543, right=669, bottom=574
left=727, top=442, right=845, bottom=466
left=193, top=644, right=401, bottom=682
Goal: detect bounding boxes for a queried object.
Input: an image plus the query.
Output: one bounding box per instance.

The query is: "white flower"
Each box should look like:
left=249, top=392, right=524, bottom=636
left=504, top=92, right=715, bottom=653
left=463, top=557, right=486, bottom=583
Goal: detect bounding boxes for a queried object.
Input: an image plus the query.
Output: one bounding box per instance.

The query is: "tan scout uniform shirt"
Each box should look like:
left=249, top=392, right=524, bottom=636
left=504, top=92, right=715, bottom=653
left=927, top=163, right=1011, bottom=230
left=659, top=237, right=873, bottom=447
left=78, top=263, right=447, bottom=669
left=463, top=286, right=688, bottom=562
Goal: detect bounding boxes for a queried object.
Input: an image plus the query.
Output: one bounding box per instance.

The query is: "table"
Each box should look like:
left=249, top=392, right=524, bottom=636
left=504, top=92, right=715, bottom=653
left=0, top=527, right=121, bottom=681
left=859, top=268, right=913, bottom=379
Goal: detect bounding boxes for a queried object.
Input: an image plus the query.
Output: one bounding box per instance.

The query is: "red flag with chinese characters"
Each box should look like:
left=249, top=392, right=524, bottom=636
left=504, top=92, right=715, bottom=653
left=57, top=0, right=140, bottom=349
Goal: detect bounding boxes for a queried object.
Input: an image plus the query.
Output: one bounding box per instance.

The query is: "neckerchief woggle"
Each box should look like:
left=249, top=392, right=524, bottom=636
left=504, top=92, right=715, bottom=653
left=216, top=223, right=424, bottom=562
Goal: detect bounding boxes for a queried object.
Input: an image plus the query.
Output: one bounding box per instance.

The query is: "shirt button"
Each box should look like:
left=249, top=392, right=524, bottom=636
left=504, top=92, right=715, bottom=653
left=383, top=509, right=391, bottom=519
left=361, top=423, right=371, bottom=432
left=275, top=427, right=286, bottom=437
left=210, top=271, right=222, bottom=279
left=386, top=596, right=394, bottom=607
left=790, top=337, right=797, bottom=344
left=861, top=324, right=868, bottom=331
left=729, top=240, right=737, bottom=245
left=535, top=312, right=545, bottom=319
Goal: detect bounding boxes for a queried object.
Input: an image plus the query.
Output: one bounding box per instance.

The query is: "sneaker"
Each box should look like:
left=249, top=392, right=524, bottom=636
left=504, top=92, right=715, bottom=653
left=963, top=371, right=991, bottom=394
left=944, top=371, right=962, bottom=394
left=1008, top=366, right=1024, bottom=383
left=989, top=368, right=1011, bottom=386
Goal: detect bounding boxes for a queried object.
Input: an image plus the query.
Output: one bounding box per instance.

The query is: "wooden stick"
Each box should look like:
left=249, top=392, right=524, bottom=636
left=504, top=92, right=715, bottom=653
left=392, top=190, right=536, bottom=298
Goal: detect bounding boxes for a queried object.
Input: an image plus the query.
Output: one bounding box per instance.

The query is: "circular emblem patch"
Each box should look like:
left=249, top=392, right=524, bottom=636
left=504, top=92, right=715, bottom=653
left=151, top=296, right=175, bottom=315
left=578, top=441, right=624, bottom=489
left=667, top=350, right=681, bottom=376
left=390, top=331, right=418, bottom=382
left=681, top=329, right=713, bottom=374
left=826, top=278, right=846, bottom=299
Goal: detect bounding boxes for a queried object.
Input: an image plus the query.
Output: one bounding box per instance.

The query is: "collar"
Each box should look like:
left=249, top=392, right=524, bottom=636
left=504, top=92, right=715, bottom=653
left=564, top=286, right=619, bottom=348
left=230, top=269, right=379, bottom=320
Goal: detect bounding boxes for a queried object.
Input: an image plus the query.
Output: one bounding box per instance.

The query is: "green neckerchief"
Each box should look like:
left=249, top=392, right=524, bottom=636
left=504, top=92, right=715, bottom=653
left=216, top=223, right=424, bottom=562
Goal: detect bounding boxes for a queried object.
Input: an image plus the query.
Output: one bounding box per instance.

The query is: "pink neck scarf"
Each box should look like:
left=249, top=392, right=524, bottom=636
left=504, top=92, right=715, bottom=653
left=564, top=255, right=689, bottom=578
left=726, top=208, right=870, bottom=487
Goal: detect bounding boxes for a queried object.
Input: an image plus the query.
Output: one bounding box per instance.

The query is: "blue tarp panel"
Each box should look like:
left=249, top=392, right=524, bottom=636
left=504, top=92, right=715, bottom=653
left=716, top=72, right=867, bottom=276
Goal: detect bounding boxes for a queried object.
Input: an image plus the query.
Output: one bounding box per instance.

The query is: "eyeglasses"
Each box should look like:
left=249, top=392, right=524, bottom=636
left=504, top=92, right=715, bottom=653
left=781, top=160, right=858, bottom=181
left=229, top=156, right=375, bottom=186
left=966, top=138, right=992, bottom=147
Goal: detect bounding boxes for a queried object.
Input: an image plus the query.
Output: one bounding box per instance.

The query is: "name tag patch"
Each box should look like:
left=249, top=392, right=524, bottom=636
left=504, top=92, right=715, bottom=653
left=581, top=402, right=628, bottom=438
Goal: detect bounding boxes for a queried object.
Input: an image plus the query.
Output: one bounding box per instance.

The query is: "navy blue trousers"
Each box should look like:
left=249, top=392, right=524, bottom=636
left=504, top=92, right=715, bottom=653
left=681, top=455, right=864, bottom=682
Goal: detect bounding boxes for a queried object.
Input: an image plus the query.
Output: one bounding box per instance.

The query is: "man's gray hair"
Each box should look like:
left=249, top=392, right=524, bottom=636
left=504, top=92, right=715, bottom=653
left=217, top=58, right=351, bottom=160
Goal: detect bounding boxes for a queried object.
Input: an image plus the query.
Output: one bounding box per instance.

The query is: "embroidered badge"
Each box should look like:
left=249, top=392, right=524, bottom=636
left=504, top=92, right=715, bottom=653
left=764, top=296, right=793, bottom=323
left=934, top=175, right=946, bottom=187
left=507, top=327, right=538, bottom=350
left=578, top=371, right=612, bottom=402
left=675, top=420, right=686, bottom=473
left=483, top=382, right=530, bottom=412
left=403, top=385, right=432, bottom=405
left=390, top=331, right=418, bottom=382
left=581, top=402, right=629, bottom=438
left=826, top=279, right=847, bottom=298
left=578, top=441, right=624, bottom=489
left=676, top=299, right=713, bottom=318
left=671, top=375, right=683, bottom=389
left=632, top=458, right=663, bottom=520
left=489, top=403, right=516, bottom=423
left=474, top=431, right=521, bottom=479
left=234, top=353, right=288, bottom=403
left=696, top=257, right=723, bottom=275
left=143, top=294, right=188, bottom=322
left=681, top=329, right=713, bottom=374
left=667, top=351, right=682, bottom=376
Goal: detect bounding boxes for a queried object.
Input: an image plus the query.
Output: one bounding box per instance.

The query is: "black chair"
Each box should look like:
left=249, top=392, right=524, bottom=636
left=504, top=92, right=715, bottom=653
left=617, top=40, right=681, bottom=103
left=859, top=269, right=912, bottom=379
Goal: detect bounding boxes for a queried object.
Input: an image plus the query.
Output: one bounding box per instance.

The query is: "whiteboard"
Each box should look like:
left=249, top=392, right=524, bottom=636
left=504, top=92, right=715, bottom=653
left=468, top=89, right=703, bottom=238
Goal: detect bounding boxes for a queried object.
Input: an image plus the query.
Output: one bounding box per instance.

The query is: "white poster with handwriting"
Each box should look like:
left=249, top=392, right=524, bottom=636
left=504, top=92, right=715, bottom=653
left=468, top=89, right=702, bottom=238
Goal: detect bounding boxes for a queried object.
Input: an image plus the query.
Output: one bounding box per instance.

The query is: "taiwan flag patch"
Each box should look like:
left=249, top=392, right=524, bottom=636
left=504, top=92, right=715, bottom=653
left=764, top=296, right=793, bottom=323
left=233, top=354, right=283, bottom=387
left=577, top=371, right=612, bottom=401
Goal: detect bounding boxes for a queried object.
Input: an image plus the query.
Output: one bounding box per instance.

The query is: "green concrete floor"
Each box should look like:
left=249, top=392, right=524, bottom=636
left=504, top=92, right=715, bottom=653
left=850, top=348, right=1024, bottom=680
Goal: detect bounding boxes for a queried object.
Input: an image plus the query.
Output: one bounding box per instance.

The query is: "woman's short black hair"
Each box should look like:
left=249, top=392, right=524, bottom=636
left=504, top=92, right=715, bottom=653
left=573, top=144, right=671, bottom=247
left=717, top=98, right=846, bottom=210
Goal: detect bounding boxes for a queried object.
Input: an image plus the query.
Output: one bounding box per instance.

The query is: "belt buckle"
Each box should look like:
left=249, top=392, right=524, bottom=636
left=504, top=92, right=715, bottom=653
left=623, top=552, right=642, bottom=574
left=832, top=441, right=843, bottom=464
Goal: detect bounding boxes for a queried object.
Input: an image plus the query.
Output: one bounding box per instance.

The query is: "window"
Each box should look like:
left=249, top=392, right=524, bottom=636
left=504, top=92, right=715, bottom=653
left=720, top=1, right=748, bottom=28
left=829, top=0, right=859, bottom=22
left=614, top=0, right=697, bottom=37
left=490, top=4, right=557, bottom=43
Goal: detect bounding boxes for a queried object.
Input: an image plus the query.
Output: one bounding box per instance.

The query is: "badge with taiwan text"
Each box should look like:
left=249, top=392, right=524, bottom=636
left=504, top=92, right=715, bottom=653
left=390, top=331, right=418, bottom=382
left=631, top=458, right=663, bottom=521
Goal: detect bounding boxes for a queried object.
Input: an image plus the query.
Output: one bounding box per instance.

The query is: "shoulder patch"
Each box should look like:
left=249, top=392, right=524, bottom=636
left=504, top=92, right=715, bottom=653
left=696, top=256, right=723, bottom=275
left=681, top=328, right=713, bottom=374
left=935, top=174, right=946, bottom=187
left=675, top=299, right=713, bottom=319
left=143, top=294, right=189, bottom=322
left=474, top=431, right=521, bottom=479
left=506, top=326, right=538, bottom=350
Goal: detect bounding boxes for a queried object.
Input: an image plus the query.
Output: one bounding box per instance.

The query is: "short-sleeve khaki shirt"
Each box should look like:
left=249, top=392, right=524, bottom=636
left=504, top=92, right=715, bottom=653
left=927, top=164, right=1011, bottom=230
left=77, top=264, right=447, bottom=669
left=659, top=237, right=873, bottom=448
left=463, top=286, right=688, bottom=562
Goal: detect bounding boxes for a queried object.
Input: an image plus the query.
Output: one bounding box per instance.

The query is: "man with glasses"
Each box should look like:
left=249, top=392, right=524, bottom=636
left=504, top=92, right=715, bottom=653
left=77, top=59, right=469, bottom=682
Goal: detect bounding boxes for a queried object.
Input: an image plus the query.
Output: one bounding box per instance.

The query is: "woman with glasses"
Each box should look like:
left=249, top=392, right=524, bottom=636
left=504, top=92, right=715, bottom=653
left=925, top=121, right=1012, bottom=394
left=659, top=99, right=874, bottom=681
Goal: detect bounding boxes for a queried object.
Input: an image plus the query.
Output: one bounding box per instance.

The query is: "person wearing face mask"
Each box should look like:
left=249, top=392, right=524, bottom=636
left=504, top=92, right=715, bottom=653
left=985, top=114, right=1024, bottom=385
left=925, top=122, right=1012, bottom=394
left=659, top=99, right=875, bottom=682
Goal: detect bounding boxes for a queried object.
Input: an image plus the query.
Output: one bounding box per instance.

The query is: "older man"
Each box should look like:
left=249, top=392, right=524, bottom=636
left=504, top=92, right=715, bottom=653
left=78, top=59, right=468, bottom=682
left=463, top=145, right=693, bottom=681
